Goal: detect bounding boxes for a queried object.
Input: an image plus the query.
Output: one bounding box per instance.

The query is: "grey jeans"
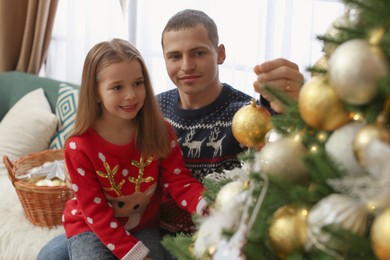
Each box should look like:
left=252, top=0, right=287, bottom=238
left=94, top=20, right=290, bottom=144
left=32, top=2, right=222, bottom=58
left=37, top=227, right=166, bottom=260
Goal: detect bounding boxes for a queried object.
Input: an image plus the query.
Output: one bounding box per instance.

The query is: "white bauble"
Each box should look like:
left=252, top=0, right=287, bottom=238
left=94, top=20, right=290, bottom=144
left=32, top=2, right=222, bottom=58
left=364, top=138, right=390, bottom=179
left=363, top=138, right=390, bottom=211
left=256, top=137, right=308, bottom=183
left=214, top=181, right=247, bottom=212
left=194, top=212, right=240, bottom=258
left=325, top=122, right=367, bottom=175
left=264, top=128, right=284, bottom=144
left=328, top=39, right=389, bottom=105
left=305, top=194, right=368, bottom=251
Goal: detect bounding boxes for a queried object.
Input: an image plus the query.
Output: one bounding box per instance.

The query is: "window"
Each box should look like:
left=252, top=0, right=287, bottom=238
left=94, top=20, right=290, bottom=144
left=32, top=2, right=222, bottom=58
left=44, top=0, right=345, bottom=97
left=130, top=0, right=345, bottom=96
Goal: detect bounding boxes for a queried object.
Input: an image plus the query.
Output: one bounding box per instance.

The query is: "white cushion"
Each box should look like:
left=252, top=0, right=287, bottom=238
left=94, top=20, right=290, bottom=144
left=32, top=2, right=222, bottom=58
left=0, top=88, right=58, bottom=173
left=49, top=84, right=79, bottom=149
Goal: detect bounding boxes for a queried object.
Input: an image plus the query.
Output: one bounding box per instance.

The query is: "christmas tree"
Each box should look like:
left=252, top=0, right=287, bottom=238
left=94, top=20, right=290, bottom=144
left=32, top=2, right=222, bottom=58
left=162, top=0, right=390, bottom=259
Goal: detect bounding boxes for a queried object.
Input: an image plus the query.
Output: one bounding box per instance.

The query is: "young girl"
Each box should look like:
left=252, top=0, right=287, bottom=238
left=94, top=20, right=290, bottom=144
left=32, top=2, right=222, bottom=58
left=63, top=38, right=207, bottom=260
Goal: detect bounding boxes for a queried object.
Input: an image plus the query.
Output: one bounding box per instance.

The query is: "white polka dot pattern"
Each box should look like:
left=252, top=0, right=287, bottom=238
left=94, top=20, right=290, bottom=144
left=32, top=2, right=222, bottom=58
left=173, top=168, right=181, bottom=174
left=69, top=141, right=76, bottom=149
left=98, top=152, right=105, bottom=162
left=110, top=222, right=118, bottom=228
left=93, top=197, right=101, bottom=204
left=87, top=217, right=93, bottom=224
left=72, top=184, right=78, bottom=192
left=107, top=243, right=115, bottom=251
left=181, top=200, right=187, bottom=207
left=77, top=168, right=85, bottom=176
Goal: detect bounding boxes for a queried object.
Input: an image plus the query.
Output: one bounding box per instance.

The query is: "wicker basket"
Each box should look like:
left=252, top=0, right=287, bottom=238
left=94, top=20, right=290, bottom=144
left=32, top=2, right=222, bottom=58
left=3, top=149, right=74, bottom=228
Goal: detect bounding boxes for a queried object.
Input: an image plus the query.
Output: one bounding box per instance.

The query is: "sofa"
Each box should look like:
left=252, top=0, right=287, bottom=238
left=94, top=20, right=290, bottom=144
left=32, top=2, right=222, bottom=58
left=0, top=71, right=79, bottom=259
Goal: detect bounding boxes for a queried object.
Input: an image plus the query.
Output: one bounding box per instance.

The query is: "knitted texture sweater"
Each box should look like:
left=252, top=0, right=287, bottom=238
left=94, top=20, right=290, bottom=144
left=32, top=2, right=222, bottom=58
left=63, top=127, right=206, bottom=259
left=157, top=83, right=254, bottom=232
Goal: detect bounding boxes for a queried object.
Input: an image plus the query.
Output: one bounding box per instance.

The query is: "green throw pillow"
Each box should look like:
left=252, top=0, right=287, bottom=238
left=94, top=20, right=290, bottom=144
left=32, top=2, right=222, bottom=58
left=49, top=84, right=79, bottom=149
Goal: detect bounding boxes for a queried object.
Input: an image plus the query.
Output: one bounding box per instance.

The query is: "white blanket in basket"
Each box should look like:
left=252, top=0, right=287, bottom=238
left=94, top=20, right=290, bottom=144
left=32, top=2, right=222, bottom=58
left=0, top=171, right=65, bottom=259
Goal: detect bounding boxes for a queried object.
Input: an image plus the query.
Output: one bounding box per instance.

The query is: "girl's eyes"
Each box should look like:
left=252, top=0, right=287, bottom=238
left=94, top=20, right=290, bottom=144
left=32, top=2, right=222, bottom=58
left=110, top=80, right=144, bottom=90
left=134, top=80, right=144, bottom=87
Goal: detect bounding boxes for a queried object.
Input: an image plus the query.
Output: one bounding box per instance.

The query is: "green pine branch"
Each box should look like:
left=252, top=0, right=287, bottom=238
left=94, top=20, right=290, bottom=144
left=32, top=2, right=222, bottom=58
left=161, top=233, right=195, bottom=260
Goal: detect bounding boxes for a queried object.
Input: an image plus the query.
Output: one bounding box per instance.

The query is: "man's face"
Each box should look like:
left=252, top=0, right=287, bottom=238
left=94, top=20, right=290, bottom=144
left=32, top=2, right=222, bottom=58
left=162, top=24, right=225, bottom=96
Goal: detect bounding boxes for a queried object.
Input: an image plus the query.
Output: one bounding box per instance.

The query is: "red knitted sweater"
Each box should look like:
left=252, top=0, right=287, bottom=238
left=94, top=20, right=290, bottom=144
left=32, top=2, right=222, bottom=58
left=63, top=127, right=206, bottom=259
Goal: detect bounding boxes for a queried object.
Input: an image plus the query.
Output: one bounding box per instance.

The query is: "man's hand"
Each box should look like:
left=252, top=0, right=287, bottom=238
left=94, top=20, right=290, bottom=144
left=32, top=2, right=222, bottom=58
left=253, top=58, right=304, bottom=113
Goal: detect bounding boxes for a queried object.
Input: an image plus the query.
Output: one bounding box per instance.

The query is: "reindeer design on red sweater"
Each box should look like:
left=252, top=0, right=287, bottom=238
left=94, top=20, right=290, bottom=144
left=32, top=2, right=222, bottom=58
left=99, top=155, right=157, bottom=230
left=105, top=184, right=157, bottom=230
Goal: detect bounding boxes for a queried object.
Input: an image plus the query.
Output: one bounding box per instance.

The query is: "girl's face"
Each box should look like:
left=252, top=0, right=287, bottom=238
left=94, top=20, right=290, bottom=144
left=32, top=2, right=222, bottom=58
left=97, top=60, right=146, bottom=124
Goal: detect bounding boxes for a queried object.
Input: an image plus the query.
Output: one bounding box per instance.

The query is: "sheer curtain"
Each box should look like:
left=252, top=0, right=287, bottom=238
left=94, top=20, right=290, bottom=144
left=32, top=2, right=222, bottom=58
left=43, top=0, right=128, bottom=85
left=131, top=0, right=346, bottom=96
left=43, top=0, right=345, bottom=93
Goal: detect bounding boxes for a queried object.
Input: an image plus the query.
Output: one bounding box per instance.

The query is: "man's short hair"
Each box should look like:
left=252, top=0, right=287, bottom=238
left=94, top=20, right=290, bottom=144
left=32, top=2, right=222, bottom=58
left=161, top=9, right=219, bottom=48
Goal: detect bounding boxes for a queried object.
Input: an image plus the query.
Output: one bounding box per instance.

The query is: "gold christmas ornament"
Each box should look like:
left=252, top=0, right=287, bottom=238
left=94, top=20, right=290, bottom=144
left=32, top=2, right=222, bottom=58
left=353, top=124, right=390, bottom=167
left=371, top=208, right=390, bottom=260
left=328, top=39, right=389, bottom=105
left=232, top=99, right=271, bottom=148
left=257, top=136, right=309, bottom=183
left=268, top=204, right=308, bottom=259
left=298, top=76, right=350, bottom=131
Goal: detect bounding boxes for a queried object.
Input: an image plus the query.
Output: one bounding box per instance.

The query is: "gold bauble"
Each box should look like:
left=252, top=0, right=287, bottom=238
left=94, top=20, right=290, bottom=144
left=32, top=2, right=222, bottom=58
left=257, top=136, right=309, bottom=184
left=298, top=76, right=350, bottom=131
left=328, top=39, right=389, bottom=105
left=268, top=204, right=308, bottom=259
left=232, top=99, right=271, bottom=148
left=353, top=124, right=390, bottom=167
left=371, top=208, right=390, bottom=260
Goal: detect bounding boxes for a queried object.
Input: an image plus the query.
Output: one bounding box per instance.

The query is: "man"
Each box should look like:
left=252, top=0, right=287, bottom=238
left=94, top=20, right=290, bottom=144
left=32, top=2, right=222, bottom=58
left=37, top=9, right=303, bottom=260
left=157, top=8, right=303, bottom=235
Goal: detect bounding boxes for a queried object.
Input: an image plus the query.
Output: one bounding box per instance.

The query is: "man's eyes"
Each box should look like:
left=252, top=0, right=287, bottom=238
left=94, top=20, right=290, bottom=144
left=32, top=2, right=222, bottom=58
left=167, top=51, right=206, bottom=60
left=194, top=51, right=205, bottom=56
left=168, top=54, right=180, bottom=60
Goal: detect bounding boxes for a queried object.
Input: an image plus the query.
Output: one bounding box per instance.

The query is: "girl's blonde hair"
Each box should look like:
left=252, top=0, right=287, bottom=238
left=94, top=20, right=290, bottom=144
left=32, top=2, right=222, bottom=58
left=71, top=38, right=170, bottom=158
